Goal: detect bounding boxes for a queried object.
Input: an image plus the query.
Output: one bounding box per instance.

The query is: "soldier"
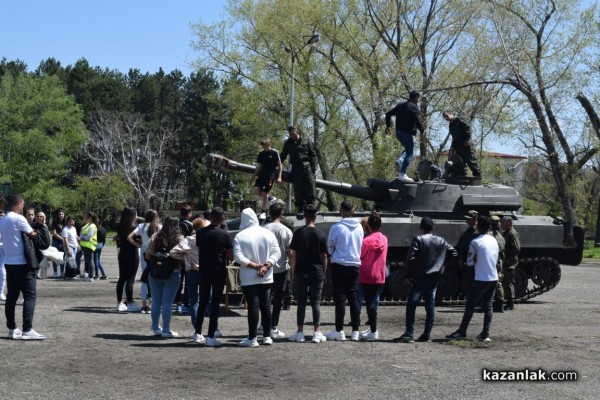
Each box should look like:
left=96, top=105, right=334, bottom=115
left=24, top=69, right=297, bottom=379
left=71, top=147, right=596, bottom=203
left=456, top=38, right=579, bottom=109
left=456, top=210, right=478, bottom=267
left=280, top=126, right=318, bottom=219
left=442, top=111, right=481, bottom=177
left=501, top=216, right=521, bottom=310
left=490, top=215, right=506, bottom=313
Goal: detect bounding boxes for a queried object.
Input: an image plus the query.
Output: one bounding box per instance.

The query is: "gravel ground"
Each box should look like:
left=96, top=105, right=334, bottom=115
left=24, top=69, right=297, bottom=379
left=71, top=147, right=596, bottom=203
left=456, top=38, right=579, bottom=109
left=1, top=246, right=598, bottom=400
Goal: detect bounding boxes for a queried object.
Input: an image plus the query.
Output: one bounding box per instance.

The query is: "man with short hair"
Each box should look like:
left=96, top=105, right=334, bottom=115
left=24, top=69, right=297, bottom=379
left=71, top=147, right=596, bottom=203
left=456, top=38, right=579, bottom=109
left=0, top=193, right=46, bottom=340
left=280, top=126, right=318, bottom=218
left=385, top=91, right=425, bottom=182
left=194, top=207, right=233, bottom=346
left=326, top=200, right=364, bottom=342
left=447, top=216, right=499, bottom=342
left=263, top=202, right=293, bottom=339
left=396, top=216, right=458, bottom=343
left=442, top=111, right=481, bottom=177
left=501, top=216, right=521, bottom=311
left=251, top=137, right=283, bottom=216
left=288, top=204, right=329, bottom=343
left=456, top=210, right=478, bottom=267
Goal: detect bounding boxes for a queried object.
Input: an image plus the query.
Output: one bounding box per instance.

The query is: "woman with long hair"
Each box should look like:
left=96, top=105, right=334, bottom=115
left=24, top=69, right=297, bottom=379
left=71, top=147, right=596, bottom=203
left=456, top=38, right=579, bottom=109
left=145, top=216, right=185, bottom=337
left=116, top=207, right=141, bottom=312
left=51, top=209, right=65, bottom=279
left=128, top=209, right=162, bottom=313
left=79, top=211, right=98, bottom=282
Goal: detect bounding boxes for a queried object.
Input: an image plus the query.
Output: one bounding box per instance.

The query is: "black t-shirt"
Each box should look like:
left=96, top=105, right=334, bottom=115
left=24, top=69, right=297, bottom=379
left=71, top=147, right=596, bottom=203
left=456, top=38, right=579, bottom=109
left=97, top=226, right=107, bottom=244
left=196, top=224, right=232, bottom=272
left=179, top=218, right=193, bottom=237
left=256, top=149, right=280, bottom=179
left=290, top=225, right=328, bottom=279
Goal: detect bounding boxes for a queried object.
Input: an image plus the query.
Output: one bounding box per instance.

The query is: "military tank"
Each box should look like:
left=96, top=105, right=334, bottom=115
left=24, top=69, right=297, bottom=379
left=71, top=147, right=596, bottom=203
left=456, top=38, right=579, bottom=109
left=206, top=153, right=584, bottom=305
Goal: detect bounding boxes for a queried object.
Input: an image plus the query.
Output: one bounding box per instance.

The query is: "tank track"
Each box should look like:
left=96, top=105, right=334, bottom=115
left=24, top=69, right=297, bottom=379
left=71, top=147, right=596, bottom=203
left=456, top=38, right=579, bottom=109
left=316, top=257, right=561, bottom=306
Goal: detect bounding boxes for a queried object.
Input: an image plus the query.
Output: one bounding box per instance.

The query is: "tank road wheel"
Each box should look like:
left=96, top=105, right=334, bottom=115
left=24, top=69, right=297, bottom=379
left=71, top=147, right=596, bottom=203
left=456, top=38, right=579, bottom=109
left=514, top=266, right=528, bottom=299
left=436, top=268, right=459, bottom=301
left=386, top=267, right=410, bottom=301
left=531, top=259, right=549, bottom=286
left=547, top=259, right=561, bottom=287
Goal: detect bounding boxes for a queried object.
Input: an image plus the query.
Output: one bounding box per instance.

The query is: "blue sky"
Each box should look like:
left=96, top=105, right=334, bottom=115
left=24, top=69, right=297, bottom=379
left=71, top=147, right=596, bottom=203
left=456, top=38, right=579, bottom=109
left=0, top=0, right=227, bottom=74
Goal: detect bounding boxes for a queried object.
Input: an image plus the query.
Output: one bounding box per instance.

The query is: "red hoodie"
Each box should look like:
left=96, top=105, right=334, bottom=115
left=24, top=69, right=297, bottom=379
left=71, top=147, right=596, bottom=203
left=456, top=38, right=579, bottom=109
left=359, top=231, right=388, bottom=284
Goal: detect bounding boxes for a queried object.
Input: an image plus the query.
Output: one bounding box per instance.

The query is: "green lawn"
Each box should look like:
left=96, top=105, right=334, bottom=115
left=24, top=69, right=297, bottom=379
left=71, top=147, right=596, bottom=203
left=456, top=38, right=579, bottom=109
left=583, top=240, right=600, bottom=261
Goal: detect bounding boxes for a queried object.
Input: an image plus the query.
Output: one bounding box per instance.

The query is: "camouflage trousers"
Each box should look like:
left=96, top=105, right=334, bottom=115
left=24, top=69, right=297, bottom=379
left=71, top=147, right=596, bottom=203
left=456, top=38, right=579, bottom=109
left=455, top=145, right=482, bottom=177
left=292, top=166, right=316, bottom=213
left=502, top=267, right=516, bottom=302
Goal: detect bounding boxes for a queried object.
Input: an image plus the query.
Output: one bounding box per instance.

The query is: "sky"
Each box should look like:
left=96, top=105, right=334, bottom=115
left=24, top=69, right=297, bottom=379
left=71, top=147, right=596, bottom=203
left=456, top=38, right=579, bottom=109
left=0, top=0, right=228, bottom=74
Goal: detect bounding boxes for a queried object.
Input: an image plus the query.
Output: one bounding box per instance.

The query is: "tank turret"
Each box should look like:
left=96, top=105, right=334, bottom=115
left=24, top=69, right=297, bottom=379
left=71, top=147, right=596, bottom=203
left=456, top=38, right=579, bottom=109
left=206, top=153, right=584, bottom=305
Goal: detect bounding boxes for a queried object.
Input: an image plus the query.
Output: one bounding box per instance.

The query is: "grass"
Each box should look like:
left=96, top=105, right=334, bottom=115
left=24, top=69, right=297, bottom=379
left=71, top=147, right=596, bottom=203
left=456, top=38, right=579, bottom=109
left=583, top=240, right=600, bottom=261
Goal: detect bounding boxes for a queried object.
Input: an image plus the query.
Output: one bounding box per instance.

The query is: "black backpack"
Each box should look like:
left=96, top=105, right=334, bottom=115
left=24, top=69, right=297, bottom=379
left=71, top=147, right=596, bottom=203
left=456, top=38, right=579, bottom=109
left=150, top=248, right=176, bottom=280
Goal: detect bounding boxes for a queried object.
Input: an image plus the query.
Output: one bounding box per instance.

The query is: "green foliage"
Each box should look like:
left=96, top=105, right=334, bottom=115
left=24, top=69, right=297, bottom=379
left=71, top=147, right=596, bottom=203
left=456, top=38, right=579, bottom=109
left=0, top=73, right=87, bottom=204
left=74, top=173, right=134, bottom=224
left=583, top=240, right=600, bottom=260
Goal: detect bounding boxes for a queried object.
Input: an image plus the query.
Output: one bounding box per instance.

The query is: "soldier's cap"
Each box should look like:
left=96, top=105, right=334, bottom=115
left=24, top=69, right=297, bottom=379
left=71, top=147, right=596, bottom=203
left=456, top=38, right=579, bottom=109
left=464, top=210, right=478, bottom=219
left=490, top=215, right=501, bottom=222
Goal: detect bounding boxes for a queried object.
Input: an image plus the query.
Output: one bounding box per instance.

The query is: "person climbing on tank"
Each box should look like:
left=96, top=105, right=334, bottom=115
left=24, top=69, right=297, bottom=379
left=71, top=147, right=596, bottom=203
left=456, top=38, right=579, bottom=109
left=442, top=111, right=481, bottom=177
left=385, top=91, right=425, bottom=183
left=250, top=137, right=282, bottom=218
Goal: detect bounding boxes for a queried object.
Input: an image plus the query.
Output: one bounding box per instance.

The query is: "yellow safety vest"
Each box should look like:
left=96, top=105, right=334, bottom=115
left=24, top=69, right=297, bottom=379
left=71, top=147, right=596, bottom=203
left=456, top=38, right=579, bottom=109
left=80, top=223, right=98, bottom=251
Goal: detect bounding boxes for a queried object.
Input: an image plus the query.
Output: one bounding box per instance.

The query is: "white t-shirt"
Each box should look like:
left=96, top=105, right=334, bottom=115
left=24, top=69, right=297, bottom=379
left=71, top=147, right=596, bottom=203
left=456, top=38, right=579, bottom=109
left=133, top=223, right=162, bottom=250
left=61, top=225, right=78, bottom=250
left=264, top=222, right=292, bottom=273
left=467, top=233, right=499, bottom=281
left=0, top=211, right=33, bottom=265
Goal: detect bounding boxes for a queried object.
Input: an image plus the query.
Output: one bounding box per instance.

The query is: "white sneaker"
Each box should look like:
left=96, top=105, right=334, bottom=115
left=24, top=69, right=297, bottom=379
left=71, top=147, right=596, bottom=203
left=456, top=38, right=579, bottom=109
left=258, top=212, right=267, bottom=220
left=262, top=336, right=273, bottom=345
left=214, top=329, right=223, bottom=338
left=239, top=337, right=259, bottom=347
left=162, top=331, right=179, bottom=338
left=351, top=330, right=360, bottom=341
left=52, top=272, right=59, bottom=279
left=271, top=328, right=285, bottom=339
left=361, top=327, right=371, bottom=335
left=21, top=329, right=46, bottom=340
left=395, top=156, right=405, bottom=172
left=361, top=330, right=379, bottom=341
left=190, top=333, right=205, bottom=343
left=0, top=293, right=6, bottom=301
left=397, top=173, right=414, bottom=182
left=127, top=302, right=141, bottom=312
left=288, top=331, right=306, bottom=343
left=8, top=328, right=22, bottom=339
left=325, top=329, right=346, bottom=341
left=311, top=331, right=327, bottom=343
left=205, top=337, right=221, bottom=347
left=84, top=276, right=94, bottom=282
left=117, top=303, right=127, bottom=312
left=153, top=328, right=163, bottom=336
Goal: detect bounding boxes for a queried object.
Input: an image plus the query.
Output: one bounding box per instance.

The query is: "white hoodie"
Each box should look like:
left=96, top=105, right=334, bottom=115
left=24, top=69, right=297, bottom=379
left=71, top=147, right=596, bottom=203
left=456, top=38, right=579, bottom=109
left=327, top=217, right=364, bottom=267
left=233, top=208, right=281, bottom=286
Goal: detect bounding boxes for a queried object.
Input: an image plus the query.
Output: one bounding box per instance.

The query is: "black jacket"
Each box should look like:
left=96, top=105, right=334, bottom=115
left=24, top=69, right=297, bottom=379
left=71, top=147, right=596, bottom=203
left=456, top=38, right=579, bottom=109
left=448, top=116, right=472, bottom=147
left=22, top=222, right=51, bottom=269
left=385, top=100, right=424, bottom=136
left=406, top=233, right=458, bottom=279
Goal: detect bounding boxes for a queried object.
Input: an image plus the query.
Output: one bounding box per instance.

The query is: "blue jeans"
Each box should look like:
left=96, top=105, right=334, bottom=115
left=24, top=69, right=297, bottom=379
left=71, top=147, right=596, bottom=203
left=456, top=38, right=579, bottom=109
left=458, top=280, right=497, bottom=336
left=5, top=265, right=37, bottom=332
left=362, top=284, right=383, bottom=333
left=405, top=278, right=438, bottom=337
left=396, top=129, right=414, bottom=174
left=93, top=243, right=106, bottom=276
left=149, top=270, right=181, bottom=333
left=330, top=264, right=360, bottom=332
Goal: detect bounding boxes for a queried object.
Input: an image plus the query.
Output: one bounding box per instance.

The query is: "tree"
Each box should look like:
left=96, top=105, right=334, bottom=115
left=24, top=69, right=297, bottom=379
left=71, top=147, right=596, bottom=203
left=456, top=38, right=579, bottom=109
left=0, top=73, right=87, bottom=205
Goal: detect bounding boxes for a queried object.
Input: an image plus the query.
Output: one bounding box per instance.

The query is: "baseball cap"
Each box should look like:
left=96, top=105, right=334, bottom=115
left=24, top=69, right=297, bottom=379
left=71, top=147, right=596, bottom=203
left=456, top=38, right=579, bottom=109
left=464, top=210, right=478, bottom=219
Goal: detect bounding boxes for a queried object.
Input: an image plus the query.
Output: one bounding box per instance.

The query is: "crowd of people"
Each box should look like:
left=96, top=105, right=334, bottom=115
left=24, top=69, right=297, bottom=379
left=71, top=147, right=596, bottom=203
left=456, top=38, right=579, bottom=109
left=0, top=186, right=520, bottom=345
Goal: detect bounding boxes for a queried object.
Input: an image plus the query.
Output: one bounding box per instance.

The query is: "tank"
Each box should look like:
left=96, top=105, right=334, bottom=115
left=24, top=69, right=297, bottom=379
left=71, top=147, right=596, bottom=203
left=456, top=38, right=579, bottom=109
left=206, top=153, right=584, bottom=305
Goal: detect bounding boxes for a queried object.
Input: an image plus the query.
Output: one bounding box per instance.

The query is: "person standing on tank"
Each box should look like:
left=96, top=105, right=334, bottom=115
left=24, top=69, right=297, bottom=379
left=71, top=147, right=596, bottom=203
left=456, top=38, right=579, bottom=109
left=280, top=126, right=318, bottom=219
left=385, top=91, right=425, bottom=183
left=501, top=216, right=521, bottom=311
left=442, top=111, right=481, bottom=177
left=250, top=137, right=282, bottom=217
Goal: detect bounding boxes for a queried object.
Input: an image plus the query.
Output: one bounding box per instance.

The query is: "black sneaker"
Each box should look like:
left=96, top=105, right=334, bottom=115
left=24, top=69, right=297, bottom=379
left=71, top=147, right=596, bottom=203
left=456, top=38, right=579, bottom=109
left=476, top=333, right=491, bottom=342
left=446, top=331, right=467, bottom=340
left=504, top=303, right=514, bottom=311
left=99, top=275, right=107, bottom=280
left=392, top=333, right=414, bottom=343
left=416, top=335, right=431, bottom=343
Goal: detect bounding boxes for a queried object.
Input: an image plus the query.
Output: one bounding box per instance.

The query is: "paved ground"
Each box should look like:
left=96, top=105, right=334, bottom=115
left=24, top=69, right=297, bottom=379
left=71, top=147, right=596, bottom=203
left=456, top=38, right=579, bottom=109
left=1, top=246, right=598, bottom=399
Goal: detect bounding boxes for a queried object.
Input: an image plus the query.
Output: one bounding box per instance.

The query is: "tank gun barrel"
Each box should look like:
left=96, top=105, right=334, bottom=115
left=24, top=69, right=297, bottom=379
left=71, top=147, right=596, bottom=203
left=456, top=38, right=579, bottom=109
left=205, top=153, right=380, bottom=201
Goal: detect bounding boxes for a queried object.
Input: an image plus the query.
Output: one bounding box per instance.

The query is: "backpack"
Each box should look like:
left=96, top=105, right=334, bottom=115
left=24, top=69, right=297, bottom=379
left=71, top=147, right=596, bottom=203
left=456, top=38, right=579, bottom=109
left=150, top=248, right=176, bottom=280
left=179, top=219, right=193, bottom=237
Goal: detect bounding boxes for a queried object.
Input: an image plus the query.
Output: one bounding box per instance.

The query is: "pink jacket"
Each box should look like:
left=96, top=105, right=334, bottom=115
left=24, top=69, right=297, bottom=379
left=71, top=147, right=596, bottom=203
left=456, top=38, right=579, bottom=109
left=359, top=231, right=388, bottom=284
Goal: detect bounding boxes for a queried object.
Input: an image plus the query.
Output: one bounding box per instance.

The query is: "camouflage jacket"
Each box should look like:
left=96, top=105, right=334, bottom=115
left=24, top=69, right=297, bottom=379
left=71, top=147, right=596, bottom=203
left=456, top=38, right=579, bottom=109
left=502, top=228, right=520, bottom=268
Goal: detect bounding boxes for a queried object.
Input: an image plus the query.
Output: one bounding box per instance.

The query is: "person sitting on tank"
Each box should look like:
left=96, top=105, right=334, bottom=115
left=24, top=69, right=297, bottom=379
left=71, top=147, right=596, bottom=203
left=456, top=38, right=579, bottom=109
left=442, top=111, right=482, bottom=177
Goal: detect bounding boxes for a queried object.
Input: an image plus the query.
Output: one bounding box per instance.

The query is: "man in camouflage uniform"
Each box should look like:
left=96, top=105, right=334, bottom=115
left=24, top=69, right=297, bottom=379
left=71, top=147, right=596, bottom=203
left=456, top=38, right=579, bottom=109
left=280, top=126, right=318, bottom=218
left=501, top=216, right=521, bottom=311
left=490, top=216, right=506, bottom=313
left=456, top=210, right=479, bottom=267
left=442, top=111, right=481, bottom=177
